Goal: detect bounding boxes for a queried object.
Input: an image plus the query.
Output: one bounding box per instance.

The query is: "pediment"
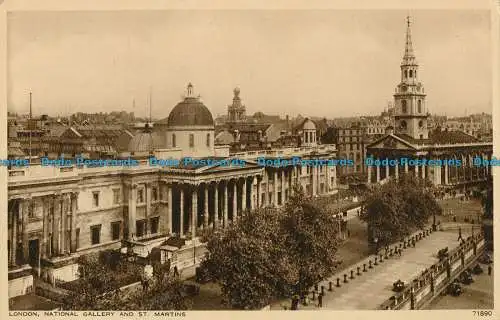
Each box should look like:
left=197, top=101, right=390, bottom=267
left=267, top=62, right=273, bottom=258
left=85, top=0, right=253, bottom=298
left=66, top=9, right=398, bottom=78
left=367, top=134, right=416, bottom=151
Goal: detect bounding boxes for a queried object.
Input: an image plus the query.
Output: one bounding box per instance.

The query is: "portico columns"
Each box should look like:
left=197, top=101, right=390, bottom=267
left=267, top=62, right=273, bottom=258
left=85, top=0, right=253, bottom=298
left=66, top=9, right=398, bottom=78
left=274, top=171, right=278, bottom=205
left=281, top=170, right=285, bottom=204
left=167, top=186, right=173, bottom=235
left=232, top=182, right=237, bottom=222
left=224, top=183, right=228, bottom=227
left=444, top=161, right=449, bottom=185
left=42, top=198, right=50, bottom=258
left=179, top=188, right=184, bottom=237
left=214, top=184, right=219, bottom=229
left=53, top=195, right=61, bottom=255
left=367, top=164, right=372, bottom=184
left=385, top=163, right=389, bottom=179
left=20, top=198, right=30, bottom=263
left=128, top=184, right=137, bottom=240
left=70, top=192, right=78, bottom=253
left=395, top=161, right=399, bottom=179
left=404, top=161, right=409, bottom=173
left=242, top=179, right=247, bottom=212
left=145, top=183, right=151, bottom=235
left=204, top=185, right=209, bottom=228
left=415, top=162, right=419, bottom=177
left=10, top=207, right=17, bottom=265
left=192, top=188, right=197, bottom=237
left=376, top=165, right=380, bottom=182
left=249, top=177, right=254, bottom=210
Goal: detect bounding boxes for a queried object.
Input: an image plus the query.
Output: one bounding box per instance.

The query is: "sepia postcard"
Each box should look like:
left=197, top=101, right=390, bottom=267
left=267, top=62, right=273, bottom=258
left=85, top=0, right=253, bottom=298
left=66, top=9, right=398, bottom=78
left=1, top=0, right=498, bottom=319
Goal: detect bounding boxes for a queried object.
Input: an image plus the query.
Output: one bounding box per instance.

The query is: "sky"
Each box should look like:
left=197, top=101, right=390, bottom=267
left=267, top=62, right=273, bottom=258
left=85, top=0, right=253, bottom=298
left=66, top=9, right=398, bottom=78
left=7, top=10, right=492, bottom=119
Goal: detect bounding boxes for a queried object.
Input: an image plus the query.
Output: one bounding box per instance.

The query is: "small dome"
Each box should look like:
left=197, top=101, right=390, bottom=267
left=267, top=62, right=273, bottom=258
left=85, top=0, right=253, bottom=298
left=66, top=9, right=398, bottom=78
left=128, top=132, right=164, bottom=153
left=166, top=97, right=214, bottom=127
left=302, top=119, right=316, bottom=130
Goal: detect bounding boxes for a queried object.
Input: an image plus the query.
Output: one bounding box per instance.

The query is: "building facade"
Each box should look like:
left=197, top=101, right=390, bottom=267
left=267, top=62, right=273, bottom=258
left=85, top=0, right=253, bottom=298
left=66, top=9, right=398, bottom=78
left=366, top=17, right=493, bottom=188
left=7, top=83, right=338, bottom=299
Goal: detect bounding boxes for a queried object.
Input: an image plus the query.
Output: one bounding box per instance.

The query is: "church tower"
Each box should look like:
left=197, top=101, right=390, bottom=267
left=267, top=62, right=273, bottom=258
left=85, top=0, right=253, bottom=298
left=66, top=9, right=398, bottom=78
left=227, top=87, right=246, bottom=123
left=394, top=16, right=428, bottom=139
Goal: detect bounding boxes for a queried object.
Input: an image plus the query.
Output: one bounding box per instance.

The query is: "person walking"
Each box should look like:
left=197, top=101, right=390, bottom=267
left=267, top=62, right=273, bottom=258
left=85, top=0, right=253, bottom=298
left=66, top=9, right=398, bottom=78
left=317, top=293, right=323, bottom=308
left=457, top=227, right=463, bottom=242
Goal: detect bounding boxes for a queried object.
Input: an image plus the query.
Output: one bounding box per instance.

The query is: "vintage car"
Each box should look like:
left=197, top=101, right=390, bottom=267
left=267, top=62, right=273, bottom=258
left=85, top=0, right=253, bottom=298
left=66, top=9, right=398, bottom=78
left=459, top=271, right=473, bottom=285
left=392, top=280, right=405, bottom=292
left=447, top=279, right=462, bottom=296
left=472, top=264, right=483, bottom=275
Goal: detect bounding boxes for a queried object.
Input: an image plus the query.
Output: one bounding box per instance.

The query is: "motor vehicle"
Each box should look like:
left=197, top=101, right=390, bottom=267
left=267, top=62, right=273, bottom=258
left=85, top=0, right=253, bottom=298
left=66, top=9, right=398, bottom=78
left=181, top=281, right=200, bottom=297
left=472, top=264, right=483, bottom=275
left=392, top=280, right=405, bottom=292
left=459, top=271, right=473, bottom=285
left=478, top=254, right=493, bottom=264
left=447, top=281, right=462, bottom=296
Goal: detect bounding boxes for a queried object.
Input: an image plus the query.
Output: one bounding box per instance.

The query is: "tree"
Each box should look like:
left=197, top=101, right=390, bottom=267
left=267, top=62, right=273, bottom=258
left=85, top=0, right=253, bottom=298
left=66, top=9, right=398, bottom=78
left=201, top=207, right=294, bottom=309
left=361, top=173, right=441, bottom=248
left=201, top=183, right=340, bottom=309
left=281, top=184, right=340, bottom=298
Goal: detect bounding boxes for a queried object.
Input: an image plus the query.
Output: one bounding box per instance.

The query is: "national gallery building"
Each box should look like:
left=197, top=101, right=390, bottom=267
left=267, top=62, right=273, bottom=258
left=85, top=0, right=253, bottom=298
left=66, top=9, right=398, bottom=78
left=7, top=83, right=338, bottom=299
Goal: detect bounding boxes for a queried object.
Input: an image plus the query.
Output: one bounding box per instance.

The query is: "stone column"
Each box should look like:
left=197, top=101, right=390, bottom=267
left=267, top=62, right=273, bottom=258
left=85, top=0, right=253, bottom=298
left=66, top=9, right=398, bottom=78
left=325, top=165, right=330, bottom=192
left=404, top=161, right=409, bottom=173
left=20, top=198, right=30, bottom=263
left=376, top=165, right=380, bottom=182
left=249, top=177, right=254, bottom=210
left=128, top=184, right=137, bottom=240
left=214, top=183, right=219, bottom=229
left=395, top=161, right=399, bottom=179
left=145, top=183, right=152, bottom=235
left=262, top=173, right=268, bottom=207
left=444, top=161, right=449, bottom=185
left=53, top=195, right=61, bottom=255
left=312, top=166, right=317, bottom=196
left=232, top=181, right=237, bottom=221
left=385, top=163, right=390, bottom=179
left=70, top=192, right=78, bottom=253
left=204, top=185, right=209, bottom=228
left=42, top=197, right=50, bottom=258
left=421, top=163, right=426, bottom=179
left=242, top=179, right=247, bottom=212
left=256, top=176, right=261, bottom=208
left=367, top=163, right=372, bottom=183
left=10, top=203, right=18, bottom=265
left=60, top=195, right=68, bottom=255
left=224, top=183, right=228, bottom=227
left=281, top=170, right=286, bottom=204
left=179, top=187, right=184, bottom=237
left=192, top=187, right=197, bottom=237
left=167, top=185, right=173, bottom=235
left=274, top=170, right=278, bottom=205
left=415, top=162, right=419, bottom=177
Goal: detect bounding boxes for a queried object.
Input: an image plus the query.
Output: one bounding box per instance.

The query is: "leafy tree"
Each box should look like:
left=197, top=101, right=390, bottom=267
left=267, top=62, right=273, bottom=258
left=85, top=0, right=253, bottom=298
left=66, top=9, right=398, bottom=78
left=281, top=184, right=340, bottom=298
left=361, top=173, right=440, bottom=248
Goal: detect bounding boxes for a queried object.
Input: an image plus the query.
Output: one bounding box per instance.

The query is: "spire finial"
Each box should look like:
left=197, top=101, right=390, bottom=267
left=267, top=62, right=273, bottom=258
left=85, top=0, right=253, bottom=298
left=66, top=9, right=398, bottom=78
left=402, top=15, right=416, bottom=65
left=186, top=82, right=194, bottom=97
left=406, top=15, right=411, bottom=28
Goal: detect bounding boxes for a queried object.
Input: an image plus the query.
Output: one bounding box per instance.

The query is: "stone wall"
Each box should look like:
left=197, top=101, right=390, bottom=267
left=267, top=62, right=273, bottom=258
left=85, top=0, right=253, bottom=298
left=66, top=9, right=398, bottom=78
left=8, top=274, right=34, bottom=298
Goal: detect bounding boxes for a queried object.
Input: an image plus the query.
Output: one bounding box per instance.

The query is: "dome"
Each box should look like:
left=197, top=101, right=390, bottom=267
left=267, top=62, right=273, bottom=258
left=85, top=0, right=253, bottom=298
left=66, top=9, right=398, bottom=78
left=167, top=98, right=214, bottom=127
left=164, top=83, right=214, bottom=127
left=302, top=119, right=316, bottom=130
left=128, top=131, right=164, bottom=153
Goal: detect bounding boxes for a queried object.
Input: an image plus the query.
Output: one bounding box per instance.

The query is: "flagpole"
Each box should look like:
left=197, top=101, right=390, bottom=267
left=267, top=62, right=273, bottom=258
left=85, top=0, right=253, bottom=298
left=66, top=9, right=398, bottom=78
left=29, top=92, right=32, bottom=165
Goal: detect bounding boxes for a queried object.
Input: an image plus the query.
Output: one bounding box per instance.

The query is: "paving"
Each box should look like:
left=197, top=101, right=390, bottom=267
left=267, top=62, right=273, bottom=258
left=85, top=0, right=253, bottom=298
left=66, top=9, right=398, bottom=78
left=271, top=228, right=470, bottom=310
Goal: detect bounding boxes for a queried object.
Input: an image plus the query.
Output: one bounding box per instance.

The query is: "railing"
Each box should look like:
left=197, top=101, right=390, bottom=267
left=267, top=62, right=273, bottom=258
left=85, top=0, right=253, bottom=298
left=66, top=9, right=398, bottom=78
left=378, top=232, right=485, bottom=310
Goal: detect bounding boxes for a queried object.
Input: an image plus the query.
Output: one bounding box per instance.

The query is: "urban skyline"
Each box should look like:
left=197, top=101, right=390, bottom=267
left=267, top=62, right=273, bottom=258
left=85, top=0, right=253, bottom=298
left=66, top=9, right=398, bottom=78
left=8, top=10, right=491, bottom=119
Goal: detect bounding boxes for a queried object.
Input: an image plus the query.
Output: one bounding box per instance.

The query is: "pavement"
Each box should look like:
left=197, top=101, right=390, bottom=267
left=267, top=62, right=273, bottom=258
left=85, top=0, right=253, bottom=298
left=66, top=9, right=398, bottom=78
left=271, top=228, right=471, bottom=310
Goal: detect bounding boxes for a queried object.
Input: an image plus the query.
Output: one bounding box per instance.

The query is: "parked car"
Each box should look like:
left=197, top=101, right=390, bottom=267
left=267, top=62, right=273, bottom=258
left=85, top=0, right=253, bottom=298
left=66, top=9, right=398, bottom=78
left=478, top=254, right=492, bottom=264
left=181, top=281, right=200, bottom=297
left=392, top=280, right=405, bottom=292
left=472, top=264, right=483, bottom=275
left=447, top=280, right=462, bottom=296
left=459, top=271, right=473, bottom=285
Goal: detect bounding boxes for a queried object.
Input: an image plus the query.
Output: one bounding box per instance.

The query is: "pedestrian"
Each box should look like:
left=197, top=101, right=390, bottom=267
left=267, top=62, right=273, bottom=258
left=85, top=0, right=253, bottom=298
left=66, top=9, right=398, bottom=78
left=318, top=293, right=323, bottom=308
left=488, top=265, right=492, bottom=276
left=398, top=248, right=402, bottom=257
left=457, top=227, right=463, bottom=242
left=173, top=265, right=179, bottom=278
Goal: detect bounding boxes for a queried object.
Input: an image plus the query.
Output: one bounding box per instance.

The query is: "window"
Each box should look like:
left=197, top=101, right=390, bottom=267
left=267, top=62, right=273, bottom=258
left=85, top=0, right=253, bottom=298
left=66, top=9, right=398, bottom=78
left=137, top=189, right=144, bottom=203
left=304, top=133, right=308, bottom=143
left=150, top=217, right=160, bottom=234
left=401, top=100, right=407, bottom=114
left=419, top=120, right=424, bottom=128
left=404, top=70, right=408, bottom=78
left=152, top=187, right=158, bottom=202
left=136, top=220, right=146, bottom=237
left=172, top=134, right=176, bottom=148
left=409, top=70, right=413, bottom=77
left=111, top=221, right=121, bottom=240
left=189, top=134, right=194, bottom=147
left=112, top=188, right=121, bottom=205
left=418, top=100, right=422, bottom=113
left=206, top=133, right=211, bottom=147
left=90, top=225, right=101, bottom=245
left=76, top=228, right=80, bottom=249
left=420, top=134, right=424, bottom=139
left=92, top=192, right=100, bottom=207
left=400, top=120, right=407, bottom=129
left=28, top=202, right=35, bottom=218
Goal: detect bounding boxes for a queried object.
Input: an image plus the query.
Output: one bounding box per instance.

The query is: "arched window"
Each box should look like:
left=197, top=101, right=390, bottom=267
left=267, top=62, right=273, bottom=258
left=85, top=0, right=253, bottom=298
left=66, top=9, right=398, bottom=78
left=404, top=70, right=408, bottom=78
left=304, top=132, right=308, bottom=143
left=206, top=133, right=210, bottom=147
left=409, top=70, right=413, bottom=77
left=401, top=100, right=407, bottom=114
left=419, top=120, right=424, bottom=128
left=172, top=134, right=176, bottom=148
left=189, top=134, right=194, bottom=147
left=400, top=120, right=407, bottom=129
left=418, top=100, right=422, bottom=113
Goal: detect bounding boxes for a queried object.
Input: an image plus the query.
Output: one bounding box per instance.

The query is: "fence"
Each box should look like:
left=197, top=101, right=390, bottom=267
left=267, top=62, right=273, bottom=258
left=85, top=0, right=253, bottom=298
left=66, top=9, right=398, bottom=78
left=378, top=232, right=485, bottom=310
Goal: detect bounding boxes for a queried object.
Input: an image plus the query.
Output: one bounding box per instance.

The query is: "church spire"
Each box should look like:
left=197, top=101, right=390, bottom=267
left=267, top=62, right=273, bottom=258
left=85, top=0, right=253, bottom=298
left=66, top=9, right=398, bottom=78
left=402, top=16, right=417, bottom=66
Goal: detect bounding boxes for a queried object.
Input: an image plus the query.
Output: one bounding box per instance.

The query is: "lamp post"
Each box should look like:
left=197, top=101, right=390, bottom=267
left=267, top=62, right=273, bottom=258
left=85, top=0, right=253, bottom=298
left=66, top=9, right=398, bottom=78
left=432, top=212, right=437, bottom=231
